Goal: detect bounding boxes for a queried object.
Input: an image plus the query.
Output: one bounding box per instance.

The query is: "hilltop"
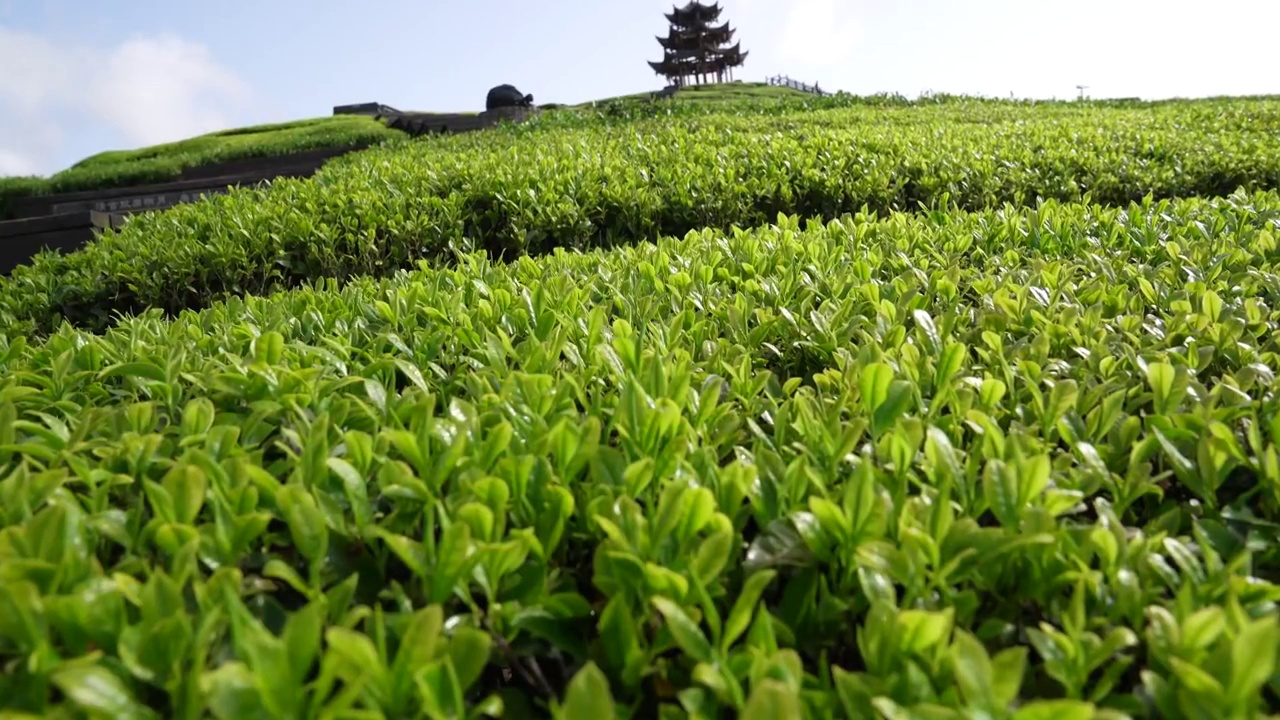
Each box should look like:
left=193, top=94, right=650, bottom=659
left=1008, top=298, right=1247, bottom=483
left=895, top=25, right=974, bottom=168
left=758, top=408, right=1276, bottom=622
left=580, top=81, right=822, bottom=106
left=0, top=82, right=835, bottom=223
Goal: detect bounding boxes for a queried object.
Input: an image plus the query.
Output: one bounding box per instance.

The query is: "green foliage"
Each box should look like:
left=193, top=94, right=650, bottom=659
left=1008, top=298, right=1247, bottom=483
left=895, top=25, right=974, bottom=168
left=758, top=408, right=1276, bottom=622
left=0, top=176, right=49, bottom=221
left=0, top=115, right=405, bottom=218
left=2, top=193, right=1280, bottom=717
left=6, top=97, right=1280, bottom=335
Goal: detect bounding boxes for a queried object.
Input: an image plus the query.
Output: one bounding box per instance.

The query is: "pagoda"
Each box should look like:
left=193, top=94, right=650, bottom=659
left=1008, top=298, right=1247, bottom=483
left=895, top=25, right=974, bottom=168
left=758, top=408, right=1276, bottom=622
left=649, top=2, right=748, bottom=87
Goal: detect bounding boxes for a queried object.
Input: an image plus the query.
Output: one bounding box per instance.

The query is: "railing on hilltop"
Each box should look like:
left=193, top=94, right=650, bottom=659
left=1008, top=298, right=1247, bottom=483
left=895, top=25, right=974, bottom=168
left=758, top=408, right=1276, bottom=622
left=767, top=75, right=829, bottom=97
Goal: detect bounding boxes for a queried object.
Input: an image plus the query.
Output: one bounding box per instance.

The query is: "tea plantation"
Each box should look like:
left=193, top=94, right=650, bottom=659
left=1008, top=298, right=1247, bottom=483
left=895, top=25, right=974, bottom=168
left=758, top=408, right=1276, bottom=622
left=2, top=93, right=1280, bottom=720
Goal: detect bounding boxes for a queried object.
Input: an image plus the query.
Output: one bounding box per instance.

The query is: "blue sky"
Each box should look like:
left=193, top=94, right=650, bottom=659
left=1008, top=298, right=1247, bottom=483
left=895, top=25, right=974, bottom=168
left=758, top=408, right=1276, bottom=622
left=2, top=0, right=1277, bottom=177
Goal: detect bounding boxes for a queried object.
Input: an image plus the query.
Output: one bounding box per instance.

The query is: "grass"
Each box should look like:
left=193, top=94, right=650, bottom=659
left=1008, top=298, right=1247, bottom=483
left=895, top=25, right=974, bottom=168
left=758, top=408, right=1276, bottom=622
left=0, top=115, right=406, bottom=219
left=65, top=117, right=388, bottom=172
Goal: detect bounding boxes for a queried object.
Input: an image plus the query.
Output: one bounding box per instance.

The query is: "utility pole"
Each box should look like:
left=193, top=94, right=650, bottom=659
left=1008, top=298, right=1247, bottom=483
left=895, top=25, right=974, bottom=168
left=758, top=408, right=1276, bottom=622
left=1076, top=85, right=1089, bottom=101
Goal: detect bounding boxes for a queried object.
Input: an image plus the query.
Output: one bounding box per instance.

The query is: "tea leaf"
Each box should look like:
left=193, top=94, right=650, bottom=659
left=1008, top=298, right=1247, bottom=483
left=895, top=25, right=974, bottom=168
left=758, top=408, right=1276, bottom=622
left=561, top=662, right=615, bottom=720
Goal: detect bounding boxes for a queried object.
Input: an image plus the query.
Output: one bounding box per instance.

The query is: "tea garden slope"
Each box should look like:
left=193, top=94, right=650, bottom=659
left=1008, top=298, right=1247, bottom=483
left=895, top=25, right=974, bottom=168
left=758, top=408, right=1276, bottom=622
left=1, top=191, right=1280, bottom=717
left=4, top=98, right=1280, bottom=337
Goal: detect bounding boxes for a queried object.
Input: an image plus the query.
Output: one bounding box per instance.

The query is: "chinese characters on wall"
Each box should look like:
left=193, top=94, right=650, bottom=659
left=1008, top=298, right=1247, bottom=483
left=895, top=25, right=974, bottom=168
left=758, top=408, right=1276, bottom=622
left=90, top=188, right=229, bottom=213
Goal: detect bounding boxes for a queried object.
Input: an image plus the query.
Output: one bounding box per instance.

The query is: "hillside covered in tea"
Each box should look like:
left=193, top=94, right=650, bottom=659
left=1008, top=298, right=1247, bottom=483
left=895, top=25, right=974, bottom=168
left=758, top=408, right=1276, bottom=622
left=1, top=88, right=1280, bottom=720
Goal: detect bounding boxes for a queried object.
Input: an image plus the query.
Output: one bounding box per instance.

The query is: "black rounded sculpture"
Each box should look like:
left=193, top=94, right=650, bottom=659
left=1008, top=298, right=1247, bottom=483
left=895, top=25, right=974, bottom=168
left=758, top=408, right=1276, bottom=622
left=486, top=84, right=534, bottom=111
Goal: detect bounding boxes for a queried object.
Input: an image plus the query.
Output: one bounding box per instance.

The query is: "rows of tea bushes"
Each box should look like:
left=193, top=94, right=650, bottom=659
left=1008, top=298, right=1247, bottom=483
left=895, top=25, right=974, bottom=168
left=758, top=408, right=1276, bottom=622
left=2, top=190, right=1280, bottom=718
left=5, top=99, right=1280, bottom=336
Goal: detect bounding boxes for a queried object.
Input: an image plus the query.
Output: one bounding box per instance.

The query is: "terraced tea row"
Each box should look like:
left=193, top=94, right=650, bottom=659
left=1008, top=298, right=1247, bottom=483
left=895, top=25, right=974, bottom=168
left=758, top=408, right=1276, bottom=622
left=5, top=99, right=1280, bottom=336
left=0, top=116, right=408, bottom=220
left=2, top=191, right=1279, bottom=718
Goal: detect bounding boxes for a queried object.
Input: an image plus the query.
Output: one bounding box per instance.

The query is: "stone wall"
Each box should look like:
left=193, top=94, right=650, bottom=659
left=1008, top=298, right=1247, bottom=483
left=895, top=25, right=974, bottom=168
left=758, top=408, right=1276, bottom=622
left=381, top=106, right=538, bottom=137
left=8, top=144, right=369, bottom=220
left=0, top=211, right=124, bottom=275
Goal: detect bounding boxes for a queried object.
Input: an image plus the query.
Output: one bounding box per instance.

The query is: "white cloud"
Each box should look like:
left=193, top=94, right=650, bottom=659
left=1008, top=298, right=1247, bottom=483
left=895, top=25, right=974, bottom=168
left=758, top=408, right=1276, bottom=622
left=777, top=0, right=862, bottom=69
left=85, top=35, right=249, bottom=147
left=0, top=26, right=251, bottom=177
left=0, top=148, right=41, bottom=177
left=660, top=0, right=861, bottom=81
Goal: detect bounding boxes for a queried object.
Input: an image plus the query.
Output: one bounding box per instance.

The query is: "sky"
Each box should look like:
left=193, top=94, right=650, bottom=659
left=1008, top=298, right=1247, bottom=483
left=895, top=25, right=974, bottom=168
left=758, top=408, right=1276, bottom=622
left=1, top=0, right=1277, bottom=178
